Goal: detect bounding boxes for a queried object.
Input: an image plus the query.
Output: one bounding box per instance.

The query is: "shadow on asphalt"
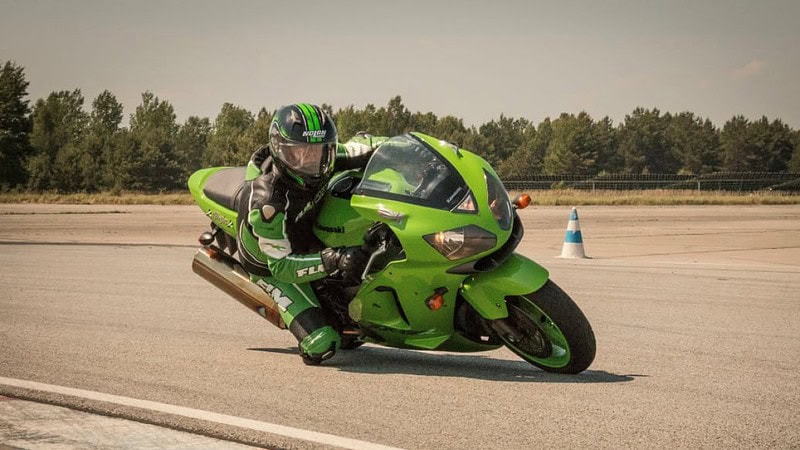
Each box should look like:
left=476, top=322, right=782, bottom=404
left=248, top=345, right=638, bottom=383
left=248, top=347, right=298, bottom=355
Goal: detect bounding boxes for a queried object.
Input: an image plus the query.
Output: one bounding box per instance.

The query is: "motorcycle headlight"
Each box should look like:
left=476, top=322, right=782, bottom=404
left=423, top=225, right=497, bottom=260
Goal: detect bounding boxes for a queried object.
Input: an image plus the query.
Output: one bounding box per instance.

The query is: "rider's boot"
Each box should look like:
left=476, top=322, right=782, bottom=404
left=297, top=324, right=341, bottom=365
left=252, top=276, right=341, bottom=364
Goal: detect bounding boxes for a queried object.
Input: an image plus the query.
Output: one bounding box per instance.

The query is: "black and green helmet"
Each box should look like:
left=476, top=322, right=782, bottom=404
left=269, top=103, right=338, bottom=189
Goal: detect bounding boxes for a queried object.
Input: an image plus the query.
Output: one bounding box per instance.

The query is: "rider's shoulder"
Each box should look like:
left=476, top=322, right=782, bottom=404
left=250, top=145, right=270, bottom=164
left=246, top=146, right=272, bottom=180
left=249, top=171, right=285, bottom=214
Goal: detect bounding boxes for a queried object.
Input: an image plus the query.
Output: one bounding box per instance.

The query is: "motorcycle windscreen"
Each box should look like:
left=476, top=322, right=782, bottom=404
left=355, top=135, right=471, bottom=211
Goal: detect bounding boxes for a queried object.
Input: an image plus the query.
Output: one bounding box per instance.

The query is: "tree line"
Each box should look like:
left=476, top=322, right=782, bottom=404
left=1, top=61, right=799, bottom=192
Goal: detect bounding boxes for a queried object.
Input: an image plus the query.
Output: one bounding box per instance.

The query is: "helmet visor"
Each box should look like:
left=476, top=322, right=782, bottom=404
left=275, top=142, right=335, bottom=177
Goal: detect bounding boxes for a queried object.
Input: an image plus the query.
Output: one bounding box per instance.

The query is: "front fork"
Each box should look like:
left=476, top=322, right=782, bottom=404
left=490, top=318, right=525, bottom=343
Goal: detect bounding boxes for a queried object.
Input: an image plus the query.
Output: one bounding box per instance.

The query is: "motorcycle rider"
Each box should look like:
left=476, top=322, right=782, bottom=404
left=237, top=103, right=387, bottom=364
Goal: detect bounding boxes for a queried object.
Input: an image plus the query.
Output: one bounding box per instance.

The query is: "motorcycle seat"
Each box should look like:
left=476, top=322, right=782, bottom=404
left=203, top=167, right=247, bottom=211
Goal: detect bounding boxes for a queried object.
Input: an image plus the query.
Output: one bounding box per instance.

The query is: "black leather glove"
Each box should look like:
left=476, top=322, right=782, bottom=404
left=321, top=246, right=369, bottom=277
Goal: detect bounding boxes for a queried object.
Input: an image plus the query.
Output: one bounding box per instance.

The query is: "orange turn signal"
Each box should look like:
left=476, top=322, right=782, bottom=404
left=425, top=288, right=448, bottom=311
left=426, top=295, right=444, bottom=310
left=513, top=194, right=532, bottom=210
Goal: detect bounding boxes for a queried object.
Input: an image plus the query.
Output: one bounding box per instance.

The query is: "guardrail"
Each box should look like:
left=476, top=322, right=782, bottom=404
left=502, top=172, right=800, bottom=192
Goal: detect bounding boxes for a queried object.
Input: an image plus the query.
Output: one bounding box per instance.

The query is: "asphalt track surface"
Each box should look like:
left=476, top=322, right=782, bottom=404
left=1, top=204, right=799, bottom=449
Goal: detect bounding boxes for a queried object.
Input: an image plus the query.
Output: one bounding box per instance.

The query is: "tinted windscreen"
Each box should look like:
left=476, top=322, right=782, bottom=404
left=357, top=135, right=470, bottom=211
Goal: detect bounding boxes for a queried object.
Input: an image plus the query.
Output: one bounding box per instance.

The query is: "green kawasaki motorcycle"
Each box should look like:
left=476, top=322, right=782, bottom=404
left=189, top=132, right=596, bottom=374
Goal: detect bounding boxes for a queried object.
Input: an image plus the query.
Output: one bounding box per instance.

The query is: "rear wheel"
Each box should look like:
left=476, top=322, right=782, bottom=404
left=497, top=280, right=595, bottom=374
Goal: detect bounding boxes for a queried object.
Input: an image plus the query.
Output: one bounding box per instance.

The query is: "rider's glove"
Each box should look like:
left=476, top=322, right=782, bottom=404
left=342, top=141, right=373, bottom=157
left=321, top=246, right=369, bottom=277
left=342, top=131, right=380, bottom=157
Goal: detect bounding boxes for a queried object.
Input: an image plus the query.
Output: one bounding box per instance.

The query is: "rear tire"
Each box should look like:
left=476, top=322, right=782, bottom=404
left=499, top=280, right=595, bottom=374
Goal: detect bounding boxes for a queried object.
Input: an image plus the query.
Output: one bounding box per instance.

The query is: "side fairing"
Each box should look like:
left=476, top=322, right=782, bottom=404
left=312, top=172, right=373, bottom=248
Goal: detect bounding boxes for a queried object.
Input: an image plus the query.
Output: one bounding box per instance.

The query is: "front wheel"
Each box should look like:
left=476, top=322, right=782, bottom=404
left=496, top=280, right=595, bottom=374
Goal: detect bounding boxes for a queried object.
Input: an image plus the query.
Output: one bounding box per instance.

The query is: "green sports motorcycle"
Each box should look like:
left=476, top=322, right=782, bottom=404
left=189, top=132, right=595, bottom=374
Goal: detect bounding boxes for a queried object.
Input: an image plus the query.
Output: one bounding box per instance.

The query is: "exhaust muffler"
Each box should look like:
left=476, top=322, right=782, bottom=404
left=192, top=247, right=286, bottom=329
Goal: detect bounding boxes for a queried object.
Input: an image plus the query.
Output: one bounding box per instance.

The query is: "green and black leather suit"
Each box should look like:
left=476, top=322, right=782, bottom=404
left=237, top=134, right=388, bottom=359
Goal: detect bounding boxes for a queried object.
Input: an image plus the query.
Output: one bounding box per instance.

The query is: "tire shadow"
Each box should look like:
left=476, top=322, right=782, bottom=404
left=250, top=345, right=638, bottom=383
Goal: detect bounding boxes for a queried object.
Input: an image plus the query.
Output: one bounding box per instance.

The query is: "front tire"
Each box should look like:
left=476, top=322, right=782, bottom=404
left=498, top=280, right=595, bottom=374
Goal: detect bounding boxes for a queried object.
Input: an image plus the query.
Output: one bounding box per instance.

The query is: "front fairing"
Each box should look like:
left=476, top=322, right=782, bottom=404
left=346, top=133, right=519, bottom=350
left=352, top=133, right=515, bottom=269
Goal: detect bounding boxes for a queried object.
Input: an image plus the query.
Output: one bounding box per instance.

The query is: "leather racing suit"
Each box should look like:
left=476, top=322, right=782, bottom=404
left=236, top=133, right=388, bottom=360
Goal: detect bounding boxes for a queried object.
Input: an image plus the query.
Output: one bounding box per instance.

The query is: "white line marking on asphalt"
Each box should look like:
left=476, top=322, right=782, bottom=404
left=0, top=377, right=402, bottom=450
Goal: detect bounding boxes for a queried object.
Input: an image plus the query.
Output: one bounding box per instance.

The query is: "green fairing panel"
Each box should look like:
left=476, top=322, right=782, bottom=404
left=348, top=288, right=410, bottom=330
left=188, top=167, right=238, bottom=237
left=459, top=254, right=550, bottom=320
left=349, top=262, right=465, bottom=350
left=312, top=178, right=372, bottom=248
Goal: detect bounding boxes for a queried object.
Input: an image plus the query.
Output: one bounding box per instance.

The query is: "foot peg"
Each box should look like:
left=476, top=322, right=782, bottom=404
left=199, top=232, right=215, bottom=246
left=199, top=227, right=221, bottom=246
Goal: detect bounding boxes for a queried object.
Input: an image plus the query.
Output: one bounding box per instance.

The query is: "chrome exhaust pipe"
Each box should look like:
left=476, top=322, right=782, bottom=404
left=192, top=247, right=286, bottom=329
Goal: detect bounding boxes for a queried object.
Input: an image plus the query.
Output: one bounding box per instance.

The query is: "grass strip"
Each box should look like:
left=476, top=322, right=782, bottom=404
left=0, top=189, right=798, bottom=206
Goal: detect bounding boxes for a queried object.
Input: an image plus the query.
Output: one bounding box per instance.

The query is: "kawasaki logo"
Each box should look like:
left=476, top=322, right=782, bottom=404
left=315, top=223, right=345, bottom=234
left=206, top=209, right=234, bottom=229
left=302, top=130, right=327, bottom=138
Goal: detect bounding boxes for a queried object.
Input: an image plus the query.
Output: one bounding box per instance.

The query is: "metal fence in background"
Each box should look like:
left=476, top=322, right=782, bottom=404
left=502, top=172, right=800, bottom=192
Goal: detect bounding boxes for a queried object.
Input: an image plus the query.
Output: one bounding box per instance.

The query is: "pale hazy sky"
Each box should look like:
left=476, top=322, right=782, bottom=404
left=2, top=0, right=799, bottom=128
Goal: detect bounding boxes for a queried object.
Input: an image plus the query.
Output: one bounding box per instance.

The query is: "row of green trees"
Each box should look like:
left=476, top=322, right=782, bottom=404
left=1, top=61, right=799, bottom=192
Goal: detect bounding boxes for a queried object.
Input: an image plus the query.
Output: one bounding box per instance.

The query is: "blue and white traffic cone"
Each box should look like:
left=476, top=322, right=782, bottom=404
left=559, top=207, right=588, bottom=259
